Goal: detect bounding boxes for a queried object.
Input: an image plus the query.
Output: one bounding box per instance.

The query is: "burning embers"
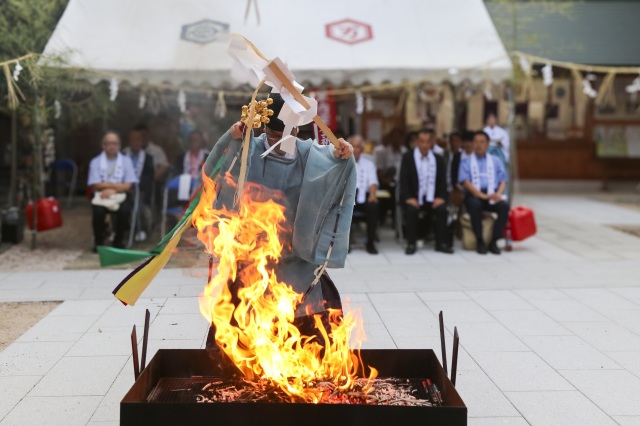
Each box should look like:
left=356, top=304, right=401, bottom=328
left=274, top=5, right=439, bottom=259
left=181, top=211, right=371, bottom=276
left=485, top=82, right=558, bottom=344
left=150, top=377, right=439, bottom=406
left=191, top=173, right=376, bottom=402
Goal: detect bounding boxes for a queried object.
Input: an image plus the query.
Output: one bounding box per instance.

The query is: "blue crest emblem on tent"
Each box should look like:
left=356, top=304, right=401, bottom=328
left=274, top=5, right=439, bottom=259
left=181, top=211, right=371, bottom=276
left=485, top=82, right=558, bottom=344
left=181, top=20, right=229, bottom=44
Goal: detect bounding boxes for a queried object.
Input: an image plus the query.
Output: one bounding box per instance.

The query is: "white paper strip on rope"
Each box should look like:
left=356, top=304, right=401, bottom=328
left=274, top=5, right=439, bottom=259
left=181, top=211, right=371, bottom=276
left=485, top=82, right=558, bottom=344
left=626, top=76, right=640, bottom=94
left=355, top=91, right=364, bottom=115
left=216, top=91, right=227, bottom=118
left=138, top=93, right=147, bottom=109
left=12, top=61, right=22, bottom=81
left=109, top=77, right=119, bottom=101
left=177, top=90, right=187, bottom=113
left=365, top=95, right=373, bottom=112
left=542, top=63, right=553, bottom=87
left=582, top=78, right=597, bottom=99
left=54, top=99, right=61, bottom=119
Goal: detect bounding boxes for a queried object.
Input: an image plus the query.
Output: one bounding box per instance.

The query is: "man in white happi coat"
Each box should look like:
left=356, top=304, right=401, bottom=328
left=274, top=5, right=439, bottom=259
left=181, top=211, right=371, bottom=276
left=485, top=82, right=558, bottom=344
left=350, top=135, right=380, bottom=254
left=87, top=131, right=138, bottom=250
left=458, top=131, right=509, bottom=255
left=483, top=113, right=510, bottom=164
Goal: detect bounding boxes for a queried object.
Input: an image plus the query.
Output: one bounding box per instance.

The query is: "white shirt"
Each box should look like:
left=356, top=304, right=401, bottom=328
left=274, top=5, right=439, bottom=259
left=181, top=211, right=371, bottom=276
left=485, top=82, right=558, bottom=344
left=87, top=152, right=137, bottom=186
left=355, top=156, right=379, bottom=204
left=413, top=147, right=436, bottom=204
left=373, top=144, right=406, bottom=181
left=146, top=141, right=169, bottom=167
left=483, top=125, right=510, bottom=162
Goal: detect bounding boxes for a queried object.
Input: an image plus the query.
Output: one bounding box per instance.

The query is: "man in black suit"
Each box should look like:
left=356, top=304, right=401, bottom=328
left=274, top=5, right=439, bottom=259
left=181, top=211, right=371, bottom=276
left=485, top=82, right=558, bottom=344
left=399, top=129, right=453, bottom=255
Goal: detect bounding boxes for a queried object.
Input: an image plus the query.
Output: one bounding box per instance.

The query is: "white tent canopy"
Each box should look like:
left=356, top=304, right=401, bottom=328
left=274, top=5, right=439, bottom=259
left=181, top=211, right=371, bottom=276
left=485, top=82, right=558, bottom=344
left=43, top=0, right=512, bottom=88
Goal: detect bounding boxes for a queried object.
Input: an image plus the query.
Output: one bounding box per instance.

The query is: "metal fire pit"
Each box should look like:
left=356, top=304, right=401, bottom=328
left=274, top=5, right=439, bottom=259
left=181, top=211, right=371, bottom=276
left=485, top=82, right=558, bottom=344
left=121, top=349, right=467, bottom=426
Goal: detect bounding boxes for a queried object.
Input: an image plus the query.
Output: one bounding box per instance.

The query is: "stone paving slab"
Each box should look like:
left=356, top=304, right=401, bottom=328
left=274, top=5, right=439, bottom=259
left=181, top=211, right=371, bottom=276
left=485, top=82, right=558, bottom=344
left=0, top=194, right=639, bottom=425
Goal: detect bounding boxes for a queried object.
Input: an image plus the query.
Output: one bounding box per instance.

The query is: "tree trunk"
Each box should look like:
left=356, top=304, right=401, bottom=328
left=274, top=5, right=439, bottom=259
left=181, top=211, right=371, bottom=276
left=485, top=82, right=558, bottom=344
left=9, top=109, right=18, bottom=206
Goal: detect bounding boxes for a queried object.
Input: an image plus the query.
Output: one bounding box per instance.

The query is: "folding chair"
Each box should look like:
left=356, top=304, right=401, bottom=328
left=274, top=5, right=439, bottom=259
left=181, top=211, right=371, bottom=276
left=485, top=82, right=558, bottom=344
left=50, top=159, right=78, bottom=208
left=160, top=175, right=196, bottom=236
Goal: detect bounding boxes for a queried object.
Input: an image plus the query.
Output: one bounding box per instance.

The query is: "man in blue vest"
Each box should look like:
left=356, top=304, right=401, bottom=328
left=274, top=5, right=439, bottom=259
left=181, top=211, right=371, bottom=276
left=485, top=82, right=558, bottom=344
left=458, top=130, right=509, bottom=255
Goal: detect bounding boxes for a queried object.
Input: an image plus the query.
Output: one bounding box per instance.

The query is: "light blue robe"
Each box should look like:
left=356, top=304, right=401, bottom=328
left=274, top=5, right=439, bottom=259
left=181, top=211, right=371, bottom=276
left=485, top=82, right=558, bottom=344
left=204, top=130, right=356, bottom=316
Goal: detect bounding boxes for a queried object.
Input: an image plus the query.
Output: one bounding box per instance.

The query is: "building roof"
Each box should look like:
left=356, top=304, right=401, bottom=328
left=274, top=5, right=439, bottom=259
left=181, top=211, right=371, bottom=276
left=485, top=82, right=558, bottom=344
left=485, top=0, right=640, bottom=66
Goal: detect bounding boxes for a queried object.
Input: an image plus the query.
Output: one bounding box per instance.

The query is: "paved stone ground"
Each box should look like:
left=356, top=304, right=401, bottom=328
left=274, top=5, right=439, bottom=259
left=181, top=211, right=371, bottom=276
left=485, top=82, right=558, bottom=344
left=1, top=192, right=640, bottom=425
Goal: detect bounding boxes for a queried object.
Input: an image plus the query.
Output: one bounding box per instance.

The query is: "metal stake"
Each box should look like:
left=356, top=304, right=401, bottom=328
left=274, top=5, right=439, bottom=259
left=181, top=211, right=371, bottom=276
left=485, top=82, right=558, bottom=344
left=131, top=325, right=140, bottom=380
left=451, top=327, right=460, bottom=387
left=439, top=311, right=448, bottom=377
left=140, top=309, right=151, bottom=372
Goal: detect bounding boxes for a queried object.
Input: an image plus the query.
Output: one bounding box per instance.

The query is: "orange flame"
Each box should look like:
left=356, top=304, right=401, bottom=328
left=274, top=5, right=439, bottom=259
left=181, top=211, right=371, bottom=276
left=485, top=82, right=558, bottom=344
left=192, top=171, right=377, bottom=402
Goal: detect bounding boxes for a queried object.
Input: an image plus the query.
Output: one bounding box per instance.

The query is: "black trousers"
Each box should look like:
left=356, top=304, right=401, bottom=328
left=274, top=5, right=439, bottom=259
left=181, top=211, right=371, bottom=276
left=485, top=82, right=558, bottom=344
left=404, top=202, right=449, bottom=247
left=92, top=194, right=132, bottom=247
left=353, top=201, right=379, bottom=244
left=464, top=194, right=509, bottom=243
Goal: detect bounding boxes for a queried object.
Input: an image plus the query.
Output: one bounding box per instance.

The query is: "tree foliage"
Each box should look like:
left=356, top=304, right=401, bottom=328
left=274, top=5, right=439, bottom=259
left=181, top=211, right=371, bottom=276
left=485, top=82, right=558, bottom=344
left=0, top=0, right=112, bottom=125
left=0, top=0, right=68, bottom=61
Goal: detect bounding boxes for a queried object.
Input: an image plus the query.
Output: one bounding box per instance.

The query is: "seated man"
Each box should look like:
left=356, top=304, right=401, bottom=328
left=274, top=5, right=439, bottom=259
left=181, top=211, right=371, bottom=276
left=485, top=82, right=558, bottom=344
left=458, top=130, right=509, bottom=255
left=399, top=129, right=453, bottom=255
left=449, top=131, right=475, bottom=206
left=175, top=130, right=209, bottom=178
left=350, top=135, right=379, bottom=255
left=87, top=131, right=138, bottom=251
left=123, top=128, right=155, bottom=241
left=483, top=113, right=510, bottom=164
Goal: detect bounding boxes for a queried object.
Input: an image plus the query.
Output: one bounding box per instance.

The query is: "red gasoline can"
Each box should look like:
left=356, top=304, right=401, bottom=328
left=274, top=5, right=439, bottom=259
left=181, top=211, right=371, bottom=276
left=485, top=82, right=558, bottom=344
left=506, top=206, right=536, bottom=242
left=25, top=197, right=63, bottom=231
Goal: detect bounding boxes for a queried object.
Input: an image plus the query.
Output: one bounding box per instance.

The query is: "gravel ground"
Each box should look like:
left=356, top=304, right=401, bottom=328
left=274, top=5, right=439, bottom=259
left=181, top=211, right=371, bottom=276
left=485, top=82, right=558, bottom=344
left=0, top=302, right=61, bottom=351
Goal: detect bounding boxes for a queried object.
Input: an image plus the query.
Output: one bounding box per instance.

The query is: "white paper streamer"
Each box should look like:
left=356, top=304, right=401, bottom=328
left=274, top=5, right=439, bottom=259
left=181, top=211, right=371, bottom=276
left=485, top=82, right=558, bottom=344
left=12, top=61, right=22, bottom=81
left=177, top=90, right=187, bottom=113
left=355, top=91, right=364, bottom=115
left=216, top=91, right=227, bottom=118
left=625, top=76, right=640, bottom=94
left=54, top=100, right=61, bottom=119
left=138, top=93, right=147, bottom=109
left=228, top=34, right=269, bottom=86
left=109, top=77, right=119, bottom=102
left=365, top=95, right=374, bottom=112
left=518, top=54, right=530, bottom=74
left=542, top=63, right=554, bottom=87
left=582, top=79, right=597, bottom=98
left=228, top=36, right=321, bottom=155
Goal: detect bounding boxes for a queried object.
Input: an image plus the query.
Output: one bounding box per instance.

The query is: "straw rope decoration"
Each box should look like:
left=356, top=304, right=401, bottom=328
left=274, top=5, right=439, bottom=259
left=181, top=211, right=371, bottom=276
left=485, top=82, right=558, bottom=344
left=1, top=50, right=638, bottom=111
left=0, top=53, right=37, bottom=109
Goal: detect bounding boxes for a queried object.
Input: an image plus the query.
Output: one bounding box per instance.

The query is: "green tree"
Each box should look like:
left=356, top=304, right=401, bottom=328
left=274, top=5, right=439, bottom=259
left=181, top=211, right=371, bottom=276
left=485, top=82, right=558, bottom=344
left=0, top=0, right=111, bottom=217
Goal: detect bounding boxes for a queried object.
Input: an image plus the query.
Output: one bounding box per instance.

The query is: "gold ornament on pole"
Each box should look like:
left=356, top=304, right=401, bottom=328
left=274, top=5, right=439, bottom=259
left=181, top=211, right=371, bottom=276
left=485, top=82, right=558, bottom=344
left=240, top=97, right=274, bottom=129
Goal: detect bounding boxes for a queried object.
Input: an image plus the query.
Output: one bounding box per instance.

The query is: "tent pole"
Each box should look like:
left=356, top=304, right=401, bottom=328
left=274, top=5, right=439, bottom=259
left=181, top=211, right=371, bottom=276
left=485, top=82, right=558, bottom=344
left=507, top=85, right=517, bottom=202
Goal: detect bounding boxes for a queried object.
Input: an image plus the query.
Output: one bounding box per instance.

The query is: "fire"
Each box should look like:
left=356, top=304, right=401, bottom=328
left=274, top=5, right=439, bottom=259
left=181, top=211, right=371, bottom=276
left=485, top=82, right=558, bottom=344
left=192, top=171, right=376, bottom=402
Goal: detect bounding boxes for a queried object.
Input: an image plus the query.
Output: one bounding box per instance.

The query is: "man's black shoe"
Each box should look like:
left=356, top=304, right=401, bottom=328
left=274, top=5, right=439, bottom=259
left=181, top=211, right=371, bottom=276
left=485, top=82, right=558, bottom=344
left=366, top=242, right=379, bottom=255
left=488, top=241, right=501, bottom=255
left=405, top=244, right=417, bottom=255
left=476, top=242, right=488, bottom=255
left=435, top=244, right=454, bottom=254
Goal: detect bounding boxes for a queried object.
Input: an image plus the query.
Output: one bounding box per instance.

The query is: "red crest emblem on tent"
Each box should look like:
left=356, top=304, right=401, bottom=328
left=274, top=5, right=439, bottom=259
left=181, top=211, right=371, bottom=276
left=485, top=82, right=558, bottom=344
left=325, top=19, right=373, bottom=45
